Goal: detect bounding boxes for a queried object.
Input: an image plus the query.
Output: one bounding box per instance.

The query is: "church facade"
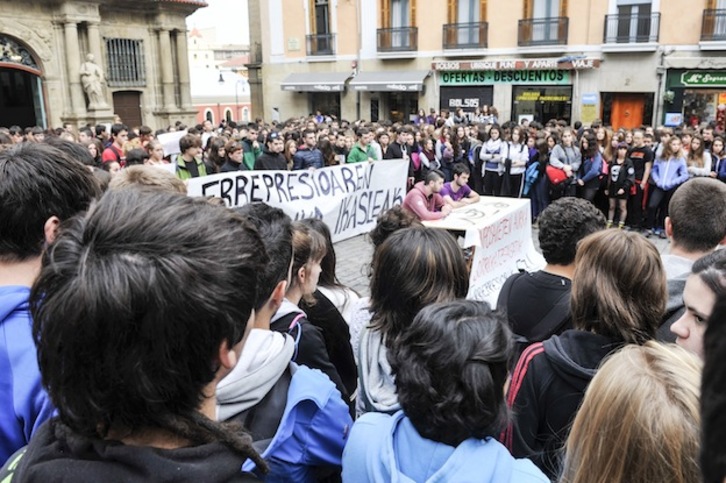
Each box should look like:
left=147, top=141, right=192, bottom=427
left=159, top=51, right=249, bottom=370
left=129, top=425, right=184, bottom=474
left=0, top=0, right=204, bottom=129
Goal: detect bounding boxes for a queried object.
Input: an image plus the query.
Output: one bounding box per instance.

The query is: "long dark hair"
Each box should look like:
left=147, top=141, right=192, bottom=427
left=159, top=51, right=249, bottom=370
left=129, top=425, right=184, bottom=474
left=298, top=218, right=343, bottom=289
left=370, top=226, right=469, bottom=348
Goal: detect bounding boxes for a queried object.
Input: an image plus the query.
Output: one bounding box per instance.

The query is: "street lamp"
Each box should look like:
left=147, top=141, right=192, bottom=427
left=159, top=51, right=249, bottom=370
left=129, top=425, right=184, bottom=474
left=217, top=70, right=244, bottom=122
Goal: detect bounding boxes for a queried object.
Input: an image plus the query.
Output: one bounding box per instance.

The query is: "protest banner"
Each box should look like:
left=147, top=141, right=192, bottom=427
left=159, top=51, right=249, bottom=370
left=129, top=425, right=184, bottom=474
left=158, top=130, right=188, bottom=157
left=422, top=198, right=545, bottom=308
left=187, top=160, right=408, bottom=242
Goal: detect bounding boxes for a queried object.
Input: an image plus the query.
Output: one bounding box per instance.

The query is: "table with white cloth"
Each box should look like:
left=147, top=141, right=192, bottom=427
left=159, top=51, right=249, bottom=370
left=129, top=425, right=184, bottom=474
left=422, top=197, right=545, bottom=308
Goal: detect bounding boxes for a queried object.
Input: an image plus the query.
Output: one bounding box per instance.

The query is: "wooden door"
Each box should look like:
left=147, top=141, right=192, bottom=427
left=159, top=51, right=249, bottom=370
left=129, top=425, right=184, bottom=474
left=112, top=91, right=143, bottom=127
left=611, top=94, right=644, bottom=130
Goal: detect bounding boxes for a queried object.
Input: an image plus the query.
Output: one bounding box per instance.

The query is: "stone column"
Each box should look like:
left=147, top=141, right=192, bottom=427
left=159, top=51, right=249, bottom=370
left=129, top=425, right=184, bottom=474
left=86, top=22, right=103, bottom=67
left=64, top=21, right=85, bottom=115
left=175, top=29, right=192, bottom=110
left=158, top=28, right=175, bottom=110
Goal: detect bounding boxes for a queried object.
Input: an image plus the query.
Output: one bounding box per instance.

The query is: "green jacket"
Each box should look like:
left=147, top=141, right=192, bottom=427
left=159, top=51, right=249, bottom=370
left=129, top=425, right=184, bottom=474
left=242, top=139, right=261, bottom=170
left=347, top=143, right=373, bottom=164
left=175, top=154, right=208, bottom=180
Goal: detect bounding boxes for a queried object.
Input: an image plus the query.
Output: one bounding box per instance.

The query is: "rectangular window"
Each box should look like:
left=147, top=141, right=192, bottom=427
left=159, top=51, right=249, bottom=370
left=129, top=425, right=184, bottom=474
left=314, top=0, right=330, bottom=34
left=616, top=2, right=652, bottom=42
left=308, top=0, right=334, bottom=55
left=105, top=38, right=145, bottom=87
left=524, top=0, right=567, bottom=44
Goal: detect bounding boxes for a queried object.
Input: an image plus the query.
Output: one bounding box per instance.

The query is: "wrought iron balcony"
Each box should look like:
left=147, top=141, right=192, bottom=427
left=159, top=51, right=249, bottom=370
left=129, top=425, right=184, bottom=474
left=306, top=33, right=336, bottom=56
left=603, top=12, right=660, bottom=43
left=518, top=17, right=568, bottom=47
left=443, top=22, right=488, bottom=50
left=377, top=27, right=418, bottom=52
left=702, top=9, right=726, bottom=41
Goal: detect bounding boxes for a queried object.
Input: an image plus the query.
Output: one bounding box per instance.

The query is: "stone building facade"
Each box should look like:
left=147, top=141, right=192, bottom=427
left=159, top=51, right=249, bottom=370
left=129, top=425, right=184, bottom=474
left=248, top=0, right=726, bottom=130
left=0, top=0, right=204, bottom=130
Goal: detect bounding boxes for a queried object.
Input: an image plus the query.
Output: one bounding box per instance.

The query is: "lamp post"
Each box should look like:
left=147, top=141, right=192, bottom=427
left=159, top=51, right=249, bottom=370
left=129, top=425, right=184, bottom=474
left=218, top=69, right=244, bottom=122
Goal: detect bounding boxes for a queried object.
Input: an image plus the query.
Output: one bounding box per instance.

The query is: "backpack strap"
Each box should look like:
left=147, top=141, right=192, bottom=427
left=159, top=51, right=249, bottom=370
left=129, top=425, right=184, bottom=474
left=501, top=341, right=545, bottom=450
left=288, top=313, right=305, bottom=362
left=233, top=367, right=293, bottom=454
left=526, top=289, right=571, bottom=342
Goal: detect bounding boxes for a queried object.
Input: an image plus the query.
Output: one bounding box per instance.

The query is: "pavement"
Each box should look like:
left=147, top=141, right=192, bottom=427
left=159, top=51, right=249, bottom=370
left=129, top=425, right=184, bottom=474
left=334, top=227, right=670, bottom=297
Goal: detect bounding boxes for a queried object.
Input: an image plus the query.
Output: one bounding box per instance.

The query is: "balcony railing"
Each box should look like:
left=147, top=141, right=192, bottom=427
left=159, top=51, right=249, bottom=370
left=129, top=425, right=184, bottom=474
left=377, top=27, right=418, bottom=52
left=702, top=9, right=726, bottom=41
left=603, top=12, right=660, bottom=43
left=442, top=22, right=488, bottom=50
left=518, top=17, right=569, bottom=47
left=306, top=33, right=336, bottom=56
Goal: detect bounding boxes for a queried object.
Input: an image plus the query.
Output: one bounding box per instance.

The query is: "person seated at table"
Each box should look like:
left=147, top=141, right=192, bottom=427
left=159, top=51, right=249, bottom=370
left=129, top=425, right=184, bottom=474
left=441, top=163, right=480, bottom=208
left=402, top=170, right=452, bottom=221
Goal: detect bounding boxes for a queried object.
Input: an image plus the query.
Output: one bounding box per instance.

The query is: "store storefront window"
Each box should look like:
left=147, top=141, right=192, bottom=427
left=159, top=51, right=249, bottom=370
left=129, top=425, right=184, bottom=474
left=682, top=89, right=726, bottom=127
left=387, top=92, right=418, bottom=123
left=310, top=92, right=341, bottom=120
left=439, top=86, right=493, bottom=117
left=511, top=85, right=572, bottom=124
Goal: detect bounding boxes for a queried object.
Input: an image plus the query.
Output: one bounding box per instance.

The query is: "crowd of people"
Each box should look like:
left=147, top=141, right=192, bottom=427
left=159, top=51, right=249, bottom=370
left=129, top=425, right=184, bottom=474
left=2, top=106, right=723, bottom=234
left=0, top=108, right=725, bottom=483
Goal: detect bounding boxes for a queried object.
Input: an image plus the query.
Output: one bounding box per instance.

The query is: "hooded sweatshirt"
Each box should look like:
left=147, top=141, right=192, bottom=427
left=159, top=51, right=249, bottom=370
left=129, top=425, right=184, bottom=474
left=0, top=286, right=55, bottom=464
left=505, top=330, right=624, bottom=479
left=342, top=411, right=548, bottom=483
left=270, top=299, right=347, bottom=400
left=6, top=419, right=259, bottom=482
left=357, top=326, right=400, bottom=416
left=656, top=253, right=694, bottom=343
left=217, top=330, right=295, bottom=421
left=216, top=329, right=352, bottom=483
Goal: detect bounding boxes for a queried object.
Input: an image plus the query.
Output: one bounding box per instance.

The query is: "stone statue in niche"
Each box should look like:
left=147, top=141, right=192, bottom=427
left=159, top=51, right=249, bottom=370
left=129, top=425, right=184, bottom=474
left=80, top=53, right=108, bottom=110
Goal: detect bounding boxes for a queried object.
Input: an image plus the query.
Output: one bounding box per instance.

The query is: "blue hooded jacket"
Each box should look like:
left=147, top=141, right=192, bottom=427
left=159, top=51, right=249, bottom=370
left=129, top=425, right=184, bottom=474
left=342, top=411, right=548, bottom=483
left=241, top=364, right=352, bottom=482
left=0, top=286, right=55, bottom=464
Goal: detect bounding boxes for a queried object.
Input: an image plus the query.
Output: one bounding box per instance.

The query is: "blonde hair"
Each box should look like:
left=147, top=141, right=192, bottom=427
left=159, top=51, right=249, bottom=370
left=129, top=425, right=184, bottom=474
left=561, top=342, right=702, bottom=483
left=571, top=230, right=666, bottom=344
left=108, top=165, right=187, bottom=194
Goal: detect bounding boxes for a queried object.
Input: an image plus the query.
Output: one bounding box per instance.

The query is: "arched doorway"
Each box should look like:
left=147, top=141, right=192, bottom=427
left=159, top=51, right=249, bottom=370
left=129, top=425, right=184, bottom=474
left=0, top=35, right=46, bottom=128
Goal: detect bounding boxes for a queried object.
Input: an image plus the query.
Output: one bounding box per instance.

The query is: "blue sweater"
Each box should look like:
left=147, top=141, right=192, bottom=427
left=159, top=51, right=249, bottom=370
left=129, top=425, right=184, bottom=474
left=650, top=156, right=689, bottom=191
left=342, top=411, right=547, bottom=483
left=0, top=287, right=55, bottom=464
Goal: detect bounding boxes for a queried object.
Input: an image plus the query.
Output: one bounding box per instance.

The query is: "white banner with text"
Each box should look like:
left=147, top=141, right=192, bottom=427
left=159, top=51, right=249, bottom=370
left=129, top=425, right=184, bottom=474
left=187, top=160, right=408, bottom=242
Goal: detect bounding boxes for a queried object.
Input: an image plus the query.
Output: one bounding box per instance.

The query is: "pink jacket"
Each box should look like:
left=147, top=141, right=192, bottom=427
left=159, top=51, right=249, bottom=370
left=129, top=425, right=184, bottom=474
left=402, top=182, right=446, bottom=221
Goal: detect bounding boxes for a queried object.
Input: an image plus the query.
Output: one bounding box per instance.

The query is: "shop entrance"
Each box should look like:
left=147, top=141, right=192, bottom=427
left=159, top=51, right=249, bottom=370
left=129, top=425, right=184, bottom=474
left=439, top=86, right=493, bottom=120
left=611, top=94, right=643, bottom=129
left=386, top=91, right=418, bottom=123
left=309, top=92, right=341, bottom=120
left=601, top=92, right=654, bottom=130
left=511, top=85, right=572, bottom=124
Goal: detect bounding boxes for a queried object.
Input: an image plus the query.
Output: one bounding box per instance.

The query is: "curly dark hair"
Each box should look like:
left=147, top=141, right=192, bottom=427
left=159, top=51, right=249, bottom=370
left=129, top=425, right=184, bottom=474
left=538, top=198, right=606, bottom=265
left=368, top=206, right=422, bottom=250
left=389, top=300, right=513, bottom=446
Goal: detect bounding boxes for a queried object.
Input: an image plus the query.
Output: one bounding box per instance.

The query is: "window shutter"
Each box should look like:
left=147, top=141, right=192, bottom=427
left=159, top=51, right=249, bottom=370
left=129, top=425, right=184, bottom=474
left=381, top=0, right=390, bottom=27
